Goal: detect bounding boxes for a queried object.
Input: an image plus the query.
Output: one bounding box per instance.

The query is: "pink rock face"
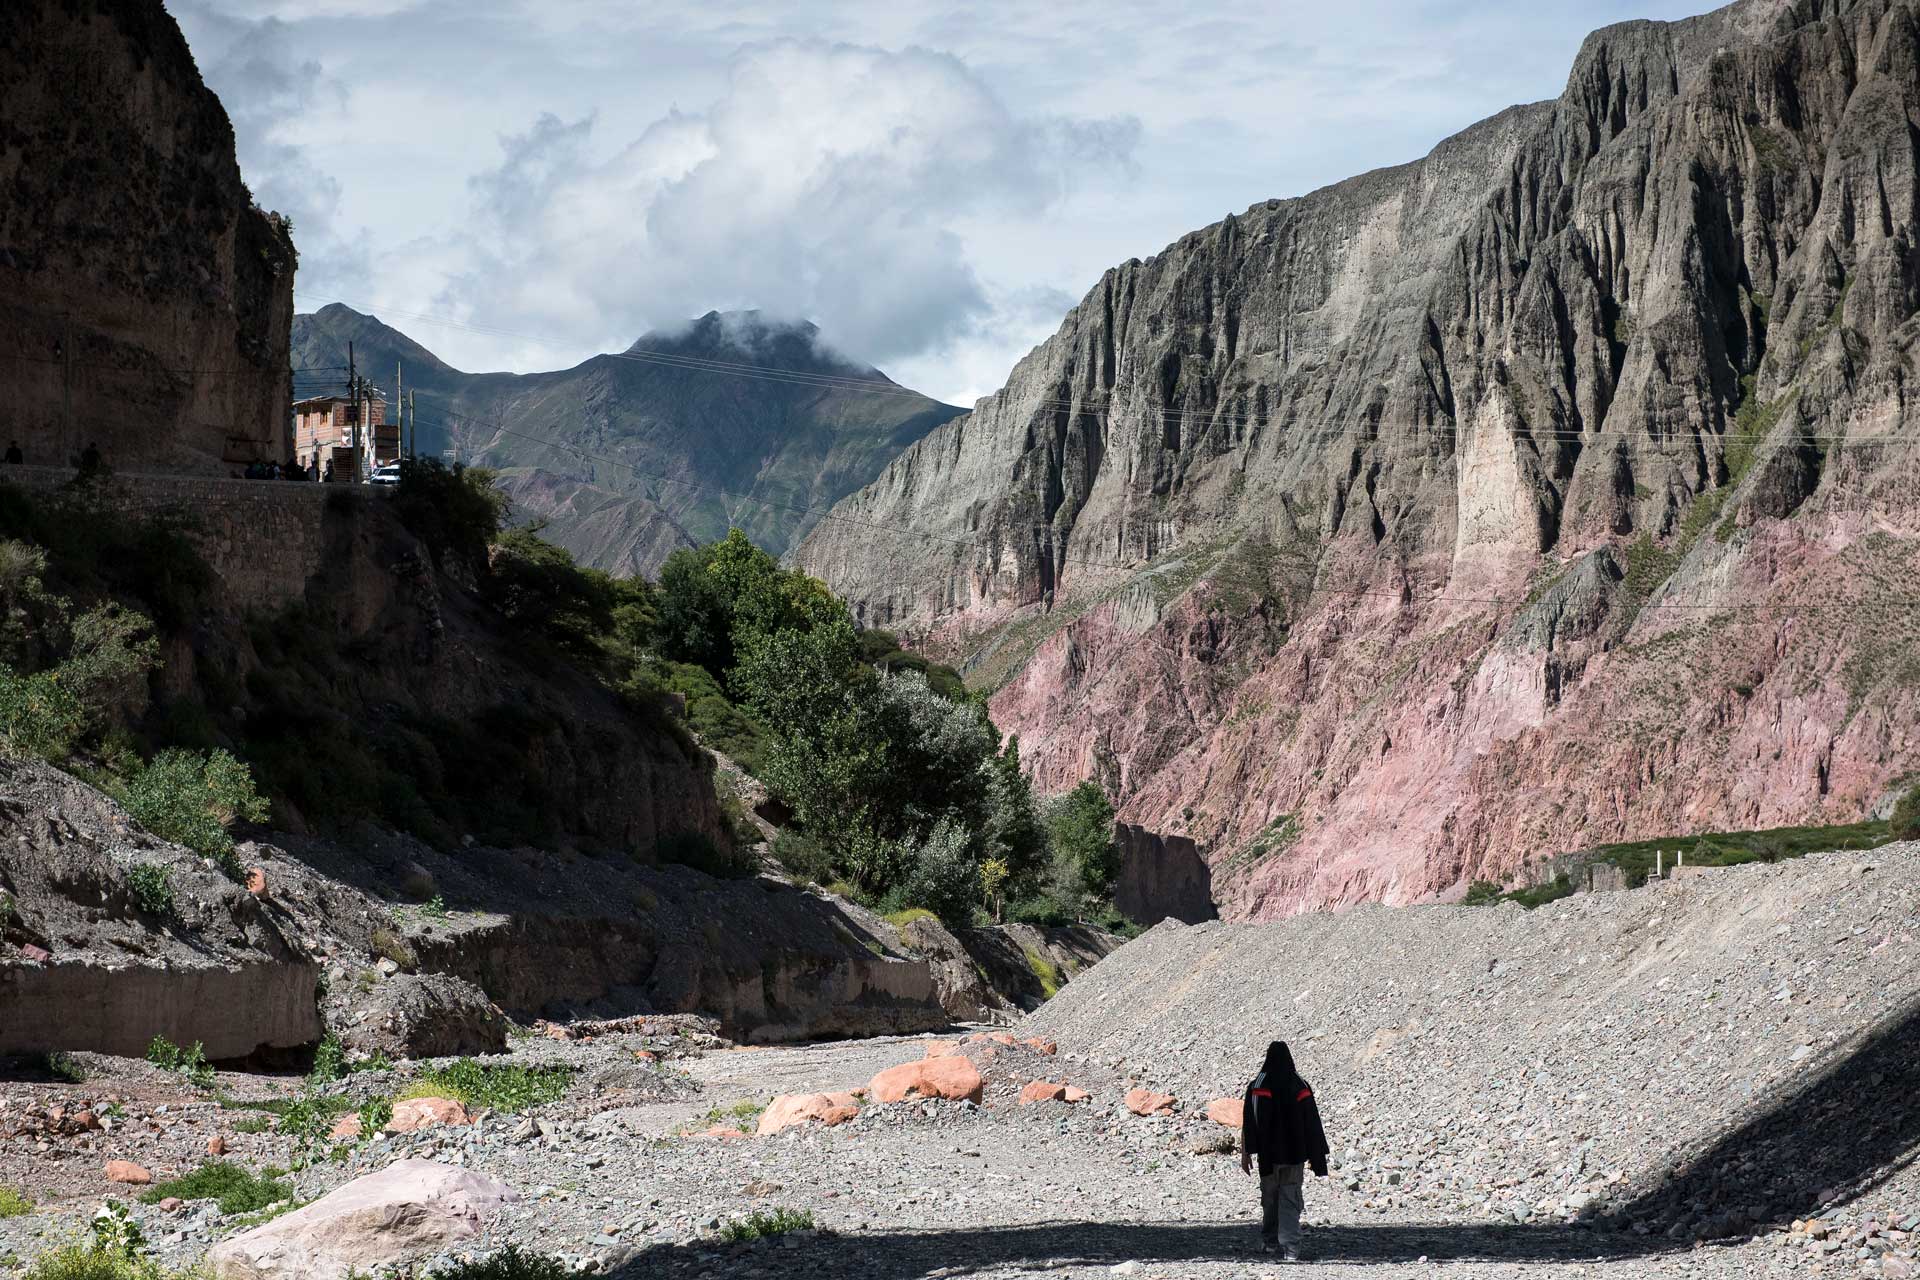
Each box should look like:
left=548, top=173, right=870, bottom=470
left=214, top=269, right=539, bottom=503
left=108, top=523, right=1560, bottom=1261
left=757, top=1094, right=861, bottom=1136
left=1124, top=1089, right=1175, bottom=1117
left=869, top=1056, right=985, bottom=1105
left=329, top=1114, right=363, bottom=1141
left=1205, top=1098, right=1244, bottom=1128
left=1019, top=1081, right=1068, bottom=1105
left=983, top=508, right=1920, bottom=919
left=1063, top=1086, right=1091, bottom=1104
left=790, top=0, right=1920, bottom=925
left=690, top=1125, right=748, bottom=1140
left=1025, top=1038, right=1059, bottom=1056
left=245, top=868, right=268, bottom=898
left=386, top=1097, right=470, bottom=1134
left=922, top=1039, right=961, bottom=1059
left=207, top=1135, right=227, bottom=1156
left=104, top=1160, right=151, bottom=1184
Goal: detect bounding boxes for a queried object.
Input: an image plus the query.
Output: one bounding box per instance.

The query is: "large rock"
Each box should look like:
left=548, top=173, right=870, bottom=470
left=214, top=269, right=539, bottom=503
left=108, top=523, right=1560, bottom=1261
left=206, top=1159, right=516, bottom=1280
left=796, top=0, right=1920, bottom=918
left=757, top=1093, right=860, bottom=1136
left=335, top=972, right=507, bottom=1061
left=869, top=1056, right=985, bottom=1105
left=386, top=1098, right=469, bottom=1134
left=1205, top=1098, right=1244, bottom=1128
left=1125, top=1088, right=1176, bottom=1116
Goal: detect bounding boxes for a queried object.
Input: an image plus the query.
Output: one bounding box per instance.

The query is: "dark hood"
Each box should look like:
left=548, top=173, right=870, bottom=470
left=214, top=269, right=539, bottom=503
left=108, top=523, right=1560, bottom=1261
left=1262, top=1040, right=1297, bottom=1081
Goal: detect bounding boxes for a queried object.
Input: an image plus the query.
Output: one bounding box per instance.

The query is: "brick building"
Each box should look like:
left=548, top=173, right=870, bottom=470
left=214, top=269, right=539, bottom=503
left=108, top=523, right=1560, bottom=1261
left=293, top=391, right=396, bottom=480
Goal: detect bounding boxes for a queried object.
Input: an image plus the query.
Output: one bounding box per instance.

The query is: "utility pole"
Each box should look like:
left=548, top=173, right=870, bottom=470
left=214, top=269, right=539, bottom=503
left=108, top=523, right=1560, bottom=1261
left=395, top=361, right=403, bottom=471
left=408, top=390, right=417, bottom=461
left=347, top=341, right=358, bottom=482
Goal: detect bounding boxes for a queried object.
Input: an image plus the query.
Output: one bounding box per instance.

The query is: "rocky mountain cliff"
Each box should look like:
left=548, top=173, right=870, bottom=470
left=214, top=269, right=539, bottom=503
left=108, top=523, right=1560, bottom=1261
left=797, top=0, right=1920, bottom=917
left=292, top=306, right=963, bottom=574
left=0, top=0, right=295, bottom=471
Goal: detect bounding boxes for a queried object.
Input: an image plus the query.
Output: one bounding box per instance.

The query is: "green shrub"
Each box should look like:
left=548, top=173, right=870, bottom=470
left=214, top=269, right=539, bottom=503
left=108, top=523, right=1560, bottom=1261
left=405, top=1059, right=572, bottom=1113
left=0, top=1186, right=30, bottom=1217
left=1892, top=785, right=1920, bottom=841
left=116, top=749, right=267, bottom=877
left=270, top=1094, right=355, bottom=1167
left=771, top=829, right=835, bottom=883
left=716, top=1208, right=815, bottom=1243
left=123, top=865, right=174, bottom=917
left=392, top=459, right=508, bottom=575
left=0, top=601, right=156, bottom=762
left=1461, top=880, right=1505, bottom=906
left=307, top=1034, right=348, bottom=1085
left=146, top=1037, right=214, bottom=1090
left=1504, top=875, right=1577, bottom=909
left=369, top=926, right=418, bottom=972
left=428, top=1246, right=569, bottom=1280
left=43, top=1052, right=85, bottom=1083
left=22, top=1243, right=150, bottom=1280
left=354, top=1095, right=393, bottom=1138
left=138, top=1162, right=289, bottom=1215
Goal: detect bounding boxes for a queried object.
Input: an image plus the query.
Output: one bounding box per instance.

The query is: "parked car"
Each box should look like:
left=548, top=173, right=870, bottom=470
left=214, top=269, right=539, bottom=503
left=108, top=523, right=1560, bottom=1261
left=370, top=463, right=402, bottom=486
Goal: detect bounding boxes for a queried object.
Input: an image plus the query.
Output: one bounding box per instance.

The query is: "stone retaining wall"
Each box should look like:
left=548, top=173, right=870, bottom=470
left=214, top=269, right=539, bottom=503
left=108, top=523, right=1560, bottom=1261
left=0, top=464, right=385, bottom=612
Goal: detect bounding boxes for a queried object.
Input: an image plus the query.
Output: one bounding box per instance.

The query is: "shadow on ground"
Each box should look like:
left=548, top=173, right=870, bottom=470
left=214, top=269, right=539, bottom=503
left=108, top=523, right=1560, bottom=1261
left=604, top=1218, right=1644, bottom=1276
left=1602, top=989, right=1920, bottom=1238
left=604, top=992, right=1920, bottom=1274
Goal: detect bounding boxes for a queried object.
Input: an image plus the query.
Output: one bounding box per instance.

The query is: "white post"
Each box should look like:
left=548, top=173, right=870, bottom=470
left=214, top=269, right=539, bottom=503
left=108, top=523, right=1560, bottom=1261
left=1656, top=849, right=1664, bottom=879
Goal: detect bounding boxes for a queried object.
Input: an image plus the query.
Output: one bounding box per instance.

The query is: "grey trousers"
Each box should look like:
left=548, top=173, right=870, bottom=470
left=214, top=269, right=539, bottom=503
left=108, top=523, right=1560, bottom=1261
left=1260, top=1163, right=1306, bottom=1245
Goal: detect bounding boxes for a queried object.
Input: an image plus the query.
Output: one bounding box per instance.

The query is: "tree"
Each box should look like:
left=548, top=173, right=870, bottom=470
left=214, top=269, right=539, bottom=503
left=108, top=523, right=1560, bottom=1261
left=978, top=856, right=1010, bottom=923
left=733, top=618, right=895, bottom=885
left=655, top=529, right=846, bottom=683
left=1045, top=780, right=1119, bottom=901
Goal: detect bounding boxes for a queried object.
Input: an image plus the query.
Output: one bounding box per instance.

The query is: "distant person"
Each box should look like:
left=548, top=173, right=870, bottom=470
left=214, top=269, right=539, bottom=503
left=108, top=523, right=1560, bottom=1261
left=4, top=441, right=21, bottom=465
left=1240, top=1041, right=1330, bottom=1261
left=77, top=441, right=102, bottom=478
left=322, top=459, right=335, bottom=484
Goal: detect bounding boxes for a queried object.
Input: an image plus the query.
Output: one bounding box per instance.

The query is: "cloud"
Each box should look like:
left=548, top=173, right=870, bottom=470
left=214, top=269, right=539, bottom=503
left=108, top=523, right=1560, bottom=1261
left=439, top=38, right=1139, bottom=365
left=171, top=2, right=369, bottom=293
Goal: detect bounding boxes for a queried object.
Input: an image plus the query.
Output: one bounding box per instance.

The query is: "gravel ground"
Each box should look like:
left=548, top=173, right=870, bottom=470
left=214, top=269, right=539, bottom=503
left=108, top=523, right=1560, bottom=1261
left=4, top=846, right=1916, bottom=1279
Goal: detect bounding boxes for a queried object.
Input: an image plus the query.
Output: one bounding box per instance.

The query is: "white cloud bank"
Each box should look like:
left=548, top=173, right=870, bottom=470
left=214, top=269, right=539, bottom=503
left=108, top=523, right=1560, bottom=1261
left=438, top=39, right=1137, bottom=372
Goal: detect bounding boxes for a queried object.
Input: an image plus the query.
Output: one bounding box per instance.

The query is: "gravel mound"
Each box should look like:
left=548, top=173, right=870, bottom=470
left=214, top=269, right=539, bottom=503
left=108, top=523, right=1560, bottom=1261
left=1022, top=844, right=1920, bottom=1243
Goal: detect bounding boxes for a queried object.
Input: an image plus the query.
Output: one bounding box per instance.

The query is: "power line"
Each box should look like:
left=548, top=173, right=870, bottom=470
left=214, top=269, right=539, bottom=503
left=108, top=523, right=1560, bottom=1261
left=403, top=397, right=1920, bottom=616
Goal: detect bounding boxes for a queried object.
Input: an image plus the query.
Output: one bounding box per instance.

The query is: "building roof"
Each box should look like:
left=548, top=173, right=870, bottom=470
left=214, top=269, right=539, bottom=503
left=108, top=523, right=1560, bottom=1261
left=292, top=391, right=387, bottom=410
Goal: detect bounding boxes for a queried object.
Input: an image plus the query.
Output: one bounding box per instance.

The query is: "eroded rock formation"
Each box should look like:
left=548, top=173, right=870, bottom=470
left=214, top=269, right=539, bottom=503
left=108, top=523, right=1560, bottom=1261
left=798, top=0, right=1920, bottom=916
left=0, top=759, right=320, bottom=1060
left=0, top=0, right=296, bottom=472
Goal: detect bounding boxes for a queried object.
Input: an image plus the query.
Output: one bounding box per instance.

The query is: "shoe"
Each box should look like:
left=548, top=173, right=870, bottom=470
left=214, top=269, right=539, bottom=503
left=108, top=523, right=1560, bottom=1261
left=1261, top=1242, right=1278, bottom=1254
left=1282, top=1246, right=1301, bottom=1262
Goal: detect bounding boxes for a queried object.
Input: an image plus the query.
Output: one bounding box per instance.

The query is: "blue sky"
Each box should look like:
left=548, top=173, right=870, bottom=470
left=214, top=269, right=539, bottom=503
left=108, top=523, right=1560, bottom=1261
left=171, top=0, right=1721, bottom=403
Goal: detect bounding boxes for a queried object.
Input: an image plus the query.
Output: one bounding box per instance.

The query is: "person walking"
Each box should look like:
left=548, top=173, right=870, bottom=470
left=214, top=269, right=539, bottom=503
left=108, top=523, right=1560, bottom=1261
left=3, top=441, right=21, bottom=465
left=1240, top=1041, right=1330, bottom=1261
